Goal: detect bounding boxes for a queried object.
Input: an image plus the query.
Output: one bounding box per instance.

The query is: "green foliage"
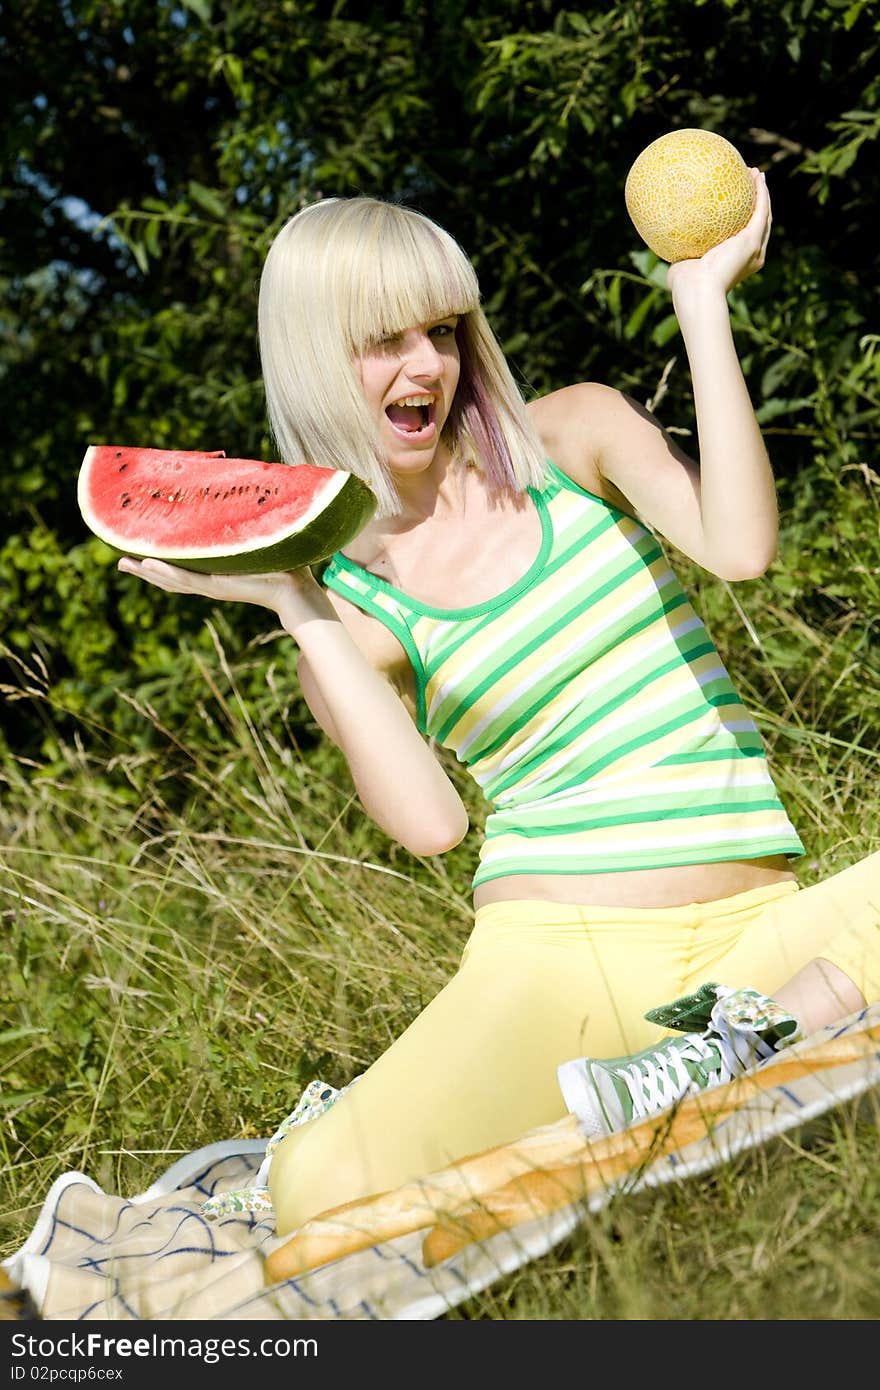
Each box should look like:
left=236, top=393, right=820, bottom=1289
left=2, top=0, right=879, bottom=765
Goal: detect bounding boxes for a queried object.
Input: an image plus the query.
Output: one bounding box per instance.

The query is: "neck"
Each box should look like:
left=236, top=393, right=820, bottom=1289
left=387, top=445, right=471, bottom=529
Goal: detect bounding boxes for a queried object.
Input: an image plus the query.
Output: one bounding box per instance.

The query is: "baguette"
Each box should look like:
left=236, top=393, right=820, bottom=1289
left=265, top=1022, right=879, bottom=1283
left=264, top=1113, right=586, bottom=1282
left=421, top=1024, right=880, bottom=1266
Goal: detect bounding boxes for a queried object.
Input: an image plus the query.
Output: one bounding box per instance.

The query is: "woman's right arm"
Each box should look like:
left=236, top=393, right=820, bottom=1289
left=278, top=574, right=469, bottom=856
left=117, top=557, right=469, bottom=856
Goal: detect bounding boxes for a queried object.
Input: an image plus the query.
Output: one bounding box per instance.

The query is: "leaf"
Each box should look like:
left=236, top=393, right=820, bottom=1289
left=129, top=240, right=148, bottom=275
left=188, top=181, right=227, bottom=220
left=623, top=288, right=660, bottom=340
left=607, top=275, right=621, bottom=319
left=762, top=351, right=801, bottom=398
left=755, top=396, right=814, bottom=423
left=143, top=220, right=161, bottom=259
left=182, top=0, right=213, bottom=22
left=0, top=1027, right=49, bottom=1046
left=652, top=313, right=680, bottom=347
left=0, top=1090, right=46, bottom=1108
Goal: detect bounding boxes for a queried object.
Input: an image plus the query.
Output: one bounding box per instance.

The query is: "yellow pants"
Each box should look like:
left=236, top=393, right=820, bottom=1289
left=269, top=851, right=880, bottom=1234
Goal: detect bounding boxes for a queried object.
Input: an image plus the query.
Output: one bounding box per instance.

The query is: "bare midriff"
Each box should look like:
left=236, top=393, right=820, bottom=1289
left=472, top=856, right=797, bottom=911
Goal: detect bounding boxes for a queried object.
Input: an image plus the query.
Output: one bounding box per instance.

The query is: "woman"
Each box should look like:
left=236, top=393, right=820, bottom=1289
left=119, top=179, right=879, bottom=1237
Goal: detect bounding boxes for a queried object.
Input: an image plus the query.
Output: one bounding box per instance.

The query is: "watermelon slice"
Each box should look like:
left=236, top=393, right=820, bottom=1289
left=77, top=446, right=376, bottom=573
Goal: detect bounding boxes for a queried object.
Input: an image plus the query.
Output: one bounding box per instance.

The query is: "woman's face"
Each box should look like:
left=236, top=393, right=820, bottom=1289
left=355, top=317, right=461, bottom=476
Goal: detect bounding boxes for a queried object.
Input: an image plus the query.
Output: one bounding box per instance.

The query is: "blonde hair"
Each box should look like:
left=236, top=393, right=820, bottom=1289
left=257, top=196, right=547, bottom=516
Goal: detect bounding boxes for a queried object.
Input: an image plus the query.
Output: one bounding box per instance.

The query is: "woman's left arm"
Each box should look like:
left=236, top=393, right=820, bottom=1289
left=537, top=170, right=777, bottom=581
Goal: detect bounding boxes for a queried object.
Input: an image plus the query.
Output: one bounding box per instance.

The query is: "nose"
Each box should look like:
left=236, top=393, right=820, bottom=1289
left=404, top=331, right=444, bottom=380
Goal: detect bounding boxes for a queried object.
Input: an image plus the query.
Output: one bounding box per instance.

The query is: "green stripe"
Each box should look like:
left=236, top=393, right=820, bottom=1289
left=419, top=508, right=635, bottom=680
left=431, top=549, right=674, bottom=744
left=658, top=743, right=763, bottom=764
left=488, top=695, right=747, bottom=803
left=464, top=617, right=707, bottom=767
left=486, top=800, right=789, bottom=828
left=472, top=839, right=806, bottom=885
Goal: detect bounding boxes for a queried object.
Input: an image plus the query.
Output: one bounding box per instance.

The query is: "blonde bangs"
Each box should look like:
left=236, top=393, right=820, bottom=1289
left=339, top=204, right=481, bottom=351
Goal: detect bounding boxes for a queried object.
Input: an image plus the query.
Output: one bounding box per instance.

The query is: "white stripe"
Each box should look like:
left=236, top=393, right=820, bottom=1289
left=492, top=684, right=754, bottom=801
left=503, top=767, right=782, bottom=814
left=431, top=564, right=683, bottom=750
left=486, top=618, right=718, bottom=779
left=483, top=820, right=795, bottom=863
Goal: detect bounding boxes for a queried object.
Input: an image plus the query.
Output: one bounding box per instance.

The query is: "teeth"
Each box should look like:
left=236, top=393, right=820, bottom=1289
left=391, top=395, right=434, bottom=407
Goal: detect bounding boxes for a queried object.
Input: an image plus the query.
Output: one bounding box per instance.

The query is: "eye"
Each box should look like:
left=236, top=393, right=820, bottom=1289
left=364, top=331, right=403, bottom=355
left=429, top=319, right=459, bottom=339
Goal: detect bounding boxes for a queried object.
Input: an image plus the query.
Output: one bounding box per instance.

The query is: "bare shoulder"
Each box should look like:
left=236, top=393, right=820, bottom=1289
left=528, top=382, right=696, bottom=506
left=527, top=382, right=633, bottom=494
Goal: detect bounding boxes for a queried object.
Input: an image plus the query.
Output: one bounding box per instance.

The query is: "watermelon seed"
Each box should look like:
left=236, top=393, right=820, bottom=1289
left=257, top=497, right=265, bottom=504
left=152, top=491, right=161, bottom=499
left=121, top=498, right=131, bottom=508
left=118, top=463, right=128, bottom=472
left=214, top=491, right=220, bottom=498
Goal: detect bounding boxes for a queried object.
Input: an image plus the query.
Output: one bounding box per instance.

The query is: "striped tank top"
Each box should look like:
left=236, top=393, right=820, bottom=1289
left=323, top=459, right=804, bottom=889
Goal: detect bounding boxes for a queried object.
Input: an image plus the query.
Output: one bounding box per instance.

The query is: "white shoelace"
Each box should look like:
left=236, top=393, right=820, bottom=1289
left=620, top=1033, right=739, bottom=1120
left=620, top=1000, right=780, bottom=1122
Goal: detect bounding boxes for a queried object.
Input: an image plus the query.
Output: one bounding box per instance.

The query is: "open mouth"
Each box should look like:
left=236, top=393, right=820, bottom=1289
left=385, top=394, right=437, bottom=439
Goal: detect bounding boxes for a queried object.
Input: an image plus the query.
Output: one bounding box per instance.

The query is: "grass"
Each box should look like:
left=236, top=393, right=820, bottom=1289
left=1, top=582, right=879, bottom=1321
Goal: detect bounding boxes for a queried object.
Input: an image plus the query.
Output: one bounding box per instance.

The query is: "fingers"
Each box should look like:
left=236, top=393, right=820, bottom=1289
left=671, top=169, right=771, bottom=296
left=117, top=556, right=215, bottom=596
left=747, top=168, right=772, bottom=265
left=116, top=556, right=296, bottom=610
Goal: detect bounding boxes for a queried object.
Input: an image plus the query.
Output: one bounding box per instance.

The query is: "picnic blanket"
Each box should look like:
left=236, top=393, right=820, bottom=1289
left=4, top=1004, right=879, bottom=1321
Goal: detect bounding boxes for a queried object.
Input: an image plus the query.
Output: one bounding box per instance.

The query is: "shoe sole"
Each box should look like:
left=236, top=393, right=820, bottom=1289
left=556, top=1059, right=616, bottom=1139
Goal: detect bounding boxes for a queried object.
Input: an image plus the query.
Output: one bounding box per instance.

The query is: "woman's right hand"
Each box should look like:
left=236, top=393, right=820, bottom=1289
left=117, top=556, right=329, bottom=626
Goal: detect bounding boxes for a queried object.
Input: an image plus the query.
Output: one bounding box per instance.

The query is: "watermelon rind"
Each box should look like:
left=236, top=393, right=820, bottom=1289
left=78, top=447, right=377, bottom=573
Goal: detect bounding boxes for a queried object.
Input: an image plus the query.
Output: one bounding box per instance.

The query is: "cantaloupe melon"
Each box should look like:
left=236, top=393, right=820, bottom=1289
left=624, top=129, right=756, bottom=264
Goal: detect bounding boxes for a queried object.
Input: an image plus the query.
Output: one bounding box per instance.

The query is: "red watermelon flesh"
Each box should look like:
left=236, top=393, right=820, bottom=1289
left=78, top=446, right=376, bottom=574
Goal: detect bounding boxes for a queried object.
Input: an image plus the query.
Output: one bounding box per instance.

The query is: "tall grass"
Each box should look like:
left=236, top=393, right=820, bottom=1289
left=1, top=579, right=879, bottom=1320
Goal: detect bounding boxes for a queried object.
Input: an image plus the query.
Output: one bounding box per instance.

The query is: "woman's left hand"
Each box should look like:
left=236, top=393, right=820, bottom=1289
left=667, top=168, right=771, bottom=302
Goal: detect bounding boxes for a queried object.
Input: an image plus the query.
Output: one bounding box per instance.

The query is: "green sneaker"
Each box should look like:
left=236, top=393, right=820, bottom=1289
left=557, top=985, right=801, bottom=1139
